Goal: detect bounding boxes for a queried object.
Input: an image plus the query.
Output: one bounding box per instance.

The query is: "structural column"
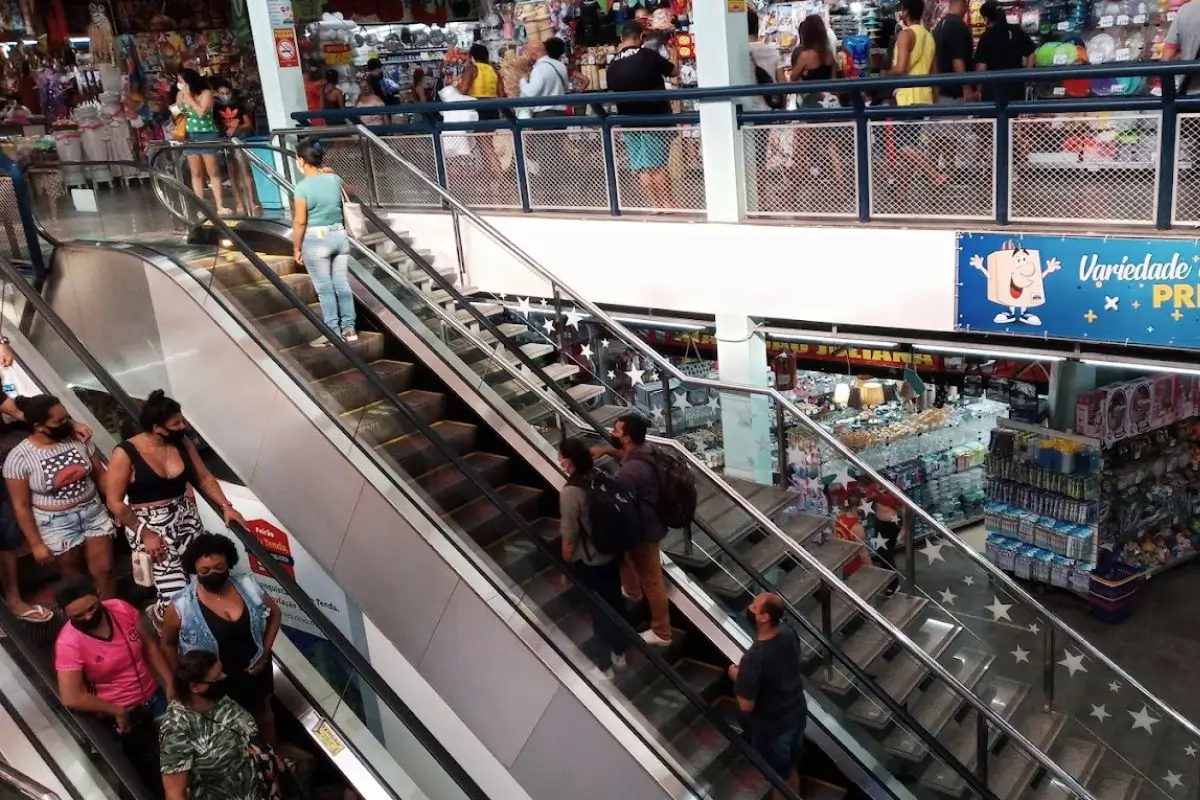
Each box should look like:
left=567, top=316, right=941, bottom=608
left=247, top=0, right=307, bottom=131
left=716, top=314, right=773, bottom=485
left=691, top=1, right=752, bottom=223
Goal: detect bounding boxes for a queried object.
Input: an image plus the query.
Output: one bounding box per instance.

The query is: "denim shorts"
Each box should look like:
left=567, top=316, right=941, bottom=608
left=186, top=130, right=224, bottom=157
left=750, top=722, right=805, bottom=781
left=34, top=497, right=115, bottom=555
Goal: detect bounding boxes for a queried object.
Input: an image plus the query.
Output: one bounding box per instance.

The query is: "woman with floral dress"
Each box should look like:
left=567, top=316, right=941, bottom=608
left=159, top=649, right=260, bottom=800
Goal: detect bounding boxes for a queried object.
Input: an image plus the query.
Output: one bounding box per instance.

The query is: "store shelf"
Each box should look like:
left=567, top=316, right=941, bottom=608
left=1144, top=548, right=1200, bottom=579
left=996, top=418, right=1100, bottom=448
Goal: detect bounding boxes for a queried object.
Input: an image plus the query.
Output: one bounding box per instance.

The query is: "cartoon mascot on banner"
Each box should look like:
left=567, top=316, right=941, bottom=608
left=968, top=239, right=1062, bottom=326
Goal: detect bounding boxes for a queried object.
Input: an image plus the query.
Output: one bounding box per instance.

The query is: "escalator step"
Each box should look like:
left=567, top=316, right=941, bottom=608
left=341, top=391, right=446, bottom=446
left=256, top=303, right=324, bottom=349
left=196, top=253, right=298, bottom=288
left=811, top=592, right=928, bottom=694
left=884, top=648, right=996, bottom=760
left=280, top=332, right=386, bottom=380
left=774, top=537, right=866, bottom=605
left=1031, top=738, right=1104, bottom=800
left=845, top=619, right=960, bottom=728
left=522, top=567, right=578, bottom=620
left=225, top=273, right=317, bottom=318
left=612, top=630, right=689, bottom=693
left=1091, top=772, right=1143, bottom=800
left=447, top=484, right=543, bottom=547
left=449, top=324, right=530, bottom=360
left=311, top=360, right=415, bottom=412
left=985, top=711, right=1068, bottom=800
left=378, top=420, right=478, bottom=476
left=482, top=532, right=548, bottom=585
left=632, top=658, right=725, bottom=737
left=704, top=536, right=790, bottom=598
left=417, top=452, right=511, bottom=510
left=671, top=713, right=737, bottom=780
left=566, top=384, right=605, bottom=403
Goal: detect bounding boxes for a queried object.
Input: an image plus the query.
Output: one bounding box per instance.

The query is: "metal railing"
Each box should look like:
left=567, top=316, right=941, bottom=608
left=0, top=763, right=60, bottom=800
left=293, top=60, right=1200, bottom=230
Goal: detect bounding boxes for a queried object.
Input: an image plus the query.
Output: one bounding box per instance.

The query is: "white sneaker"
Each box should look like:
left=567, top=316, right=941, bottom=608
left=612, top=652, right=627, bottom=670
left=310, top=337, right=331, bottom=348
left=640, top=630, right=671, bottom=647
left=342, top=329, right=359, bottom=342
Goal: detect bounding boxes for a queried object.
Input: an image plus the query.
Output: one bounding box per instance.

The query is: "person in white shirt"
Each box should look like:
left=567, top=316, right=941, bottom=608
left=518, top=37, right=571, bottom=118
left=748, top=10, right=785, bottom=83
left=436, top=85, right=480, bottom=186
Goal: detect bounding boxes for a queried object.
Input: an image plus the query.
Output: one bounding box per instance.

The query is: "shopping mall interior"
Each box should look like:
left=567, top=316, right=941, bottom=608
left=2, top=0, right=1200, bottom=799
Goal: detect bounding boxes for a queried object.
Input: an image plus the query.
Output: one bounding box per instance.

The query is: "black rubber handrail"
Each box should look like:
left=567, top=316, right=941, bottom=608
left=0, top=250, right=483, bottom=800
left=37, top=161, right=807, bottom=799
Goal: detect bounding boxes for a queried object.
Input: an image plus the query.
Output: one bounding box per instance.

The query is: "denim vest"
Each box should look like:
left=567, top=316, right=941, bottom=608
left=174, top=574, right=269, bottom=665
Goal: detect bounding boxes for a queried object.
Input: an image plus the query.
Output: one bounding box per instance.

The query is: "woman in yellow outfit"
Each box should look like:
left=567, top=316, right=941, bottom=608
left=458, top=43, right=506, bottom=196
left=888, top=0, right=947, bottom=187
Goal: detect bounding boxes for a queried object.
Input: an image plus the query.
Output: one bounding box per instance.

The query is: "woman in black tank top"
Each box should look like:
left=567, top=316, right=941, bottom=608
left=788, top=16, right=847, bottom=202
left=105, top=391, right=245, bottom=629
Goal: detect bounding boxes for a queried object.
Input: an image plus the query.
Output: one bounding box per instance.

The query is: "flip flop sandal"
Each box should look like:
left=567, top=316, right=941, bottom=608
left=17, top=604, right=53, bottom=623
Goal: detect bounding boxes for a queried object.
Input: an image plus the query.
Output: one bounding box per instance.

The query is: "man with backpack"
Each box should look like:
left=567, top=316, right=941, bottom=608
left=558, top=438, right=631, bottom=677
left=592, top=414, right=695, bottom=646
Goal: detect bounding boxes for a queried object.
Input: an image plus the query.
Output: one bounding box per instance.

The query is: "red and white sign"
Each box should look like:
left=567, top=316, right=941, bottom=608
left=322, top=42, right=352, bottom=66
left=274, top=28, right=299, bottom=69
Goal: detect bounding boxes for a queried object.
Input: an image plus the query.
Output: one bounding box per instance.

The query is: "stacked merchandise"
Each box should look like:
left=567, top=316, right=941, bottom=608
left=983, top=422, right=1100, bottom=596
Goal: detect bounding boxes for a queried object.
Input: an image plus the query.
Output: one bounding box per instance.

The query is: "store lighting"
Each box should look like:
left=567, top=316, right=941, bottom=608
left=1082, top=358, right=1200, bottom=376
left=860, top=381, right=886, bottom=406
left=832, top=383, right=851, bottom=406
left=69, top=37, right=91, bottom=44
left=610, top=315, right=706, bottom=332
left=913, top=344, right=1065, bottom=361
left=770, top=332, right=899, bottom=348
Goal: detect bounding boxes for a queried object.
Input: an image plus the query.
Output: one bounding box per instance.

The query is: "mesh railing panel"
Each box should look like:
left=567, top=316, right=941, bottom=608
left=521, top=128, right=611, bottom=212
left=1173, top=113, right=1200, bottom=225
left=1010, top=112, right=1160, bottom=225
left=614, top=126, right=705, bottom=214
left=0, top=176, right=28, bottom=261
left=743, top=122, right=858, bottom=218
left=442, top=130, right=522, bottom=210
left=868, top=118, right=995, bottom=220
left=320, top=138, right=372, bottom=199
left=375, top=134, right=440, bottom=208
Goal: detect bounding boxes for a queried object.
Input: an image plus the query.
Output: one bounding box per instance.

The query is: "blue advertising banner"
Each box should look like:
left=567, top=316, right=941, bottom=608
left=956, top=231, right=1200, bottom=348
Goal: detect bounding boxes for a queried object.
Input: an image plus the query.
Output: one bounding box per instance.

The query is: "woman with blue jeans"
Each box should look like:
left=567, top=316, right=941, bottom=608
left=293, top=141, right=357, bottom=346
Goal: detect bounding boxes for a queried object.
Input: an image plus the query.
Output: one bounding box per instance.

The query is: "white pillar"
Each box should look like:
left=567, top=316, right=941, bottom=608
left=716, top=314, right=772, bottom=485
left=692, top=1, right=752, bottom=223
left=247, top=0, right=307, bottom=131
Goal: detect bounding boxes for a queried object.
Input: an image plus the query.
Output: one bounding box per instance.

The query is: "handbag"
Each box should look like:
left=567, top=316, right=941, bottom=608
left=340, top=184, right=369, bottom=238
left=247, top=739, right=304, bottom=800
left=172, top=116, right=187, bottom=141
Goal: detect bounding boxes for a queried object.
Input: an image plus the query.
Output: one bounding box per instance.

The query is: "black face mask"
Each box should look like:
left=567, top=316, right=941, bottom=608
left=160, top=427, right=189, bottom=447
left=44, top=422, right=74, bottom=441
left=744, top=609, right=758, bottom=628
left=199, top=678, right=229, bottom=702
left=72, top=607, right=106, bottom=631
left=198, top=571, right=230, bottom=591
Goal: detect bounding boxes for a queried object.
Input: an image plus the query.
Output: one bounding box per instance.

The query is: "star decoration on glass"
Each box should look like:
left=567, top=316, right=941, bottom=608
left=542, top=318, right=556, bottom=335
left=1129, top=705, right=1160, bottom=733
left=564, top=307, right=585, bottom=329
left=1011, top=646, right=1029, bottom=663
left=539, top=298, right=549, bottom=306
left=580, top=344, right=593, bottom=361
left=985, top=596, right=1012, bottom=622
left=607, top=370, right=615, bottom=380
left=647, top=370, right=659, bottom=383
left=651, top=405, right=665, bottom=424
left=963, top=575, right=975, bottom=586
left=1186, top=745, right=1198, bottom=758
left=1164, top=772, right=1184, bottom=790
left=626, top=367, right=646, bottom=386
left=920, top=540, right=945, bottom=565
left=674, top=390, right=692, bottom=410
left=707, top=395, right=720, bottom=411
left=1089, top=704, right=1110, bottom=723
left=735, top=407, right=755, bottom=428
left=1108, top=680, right=1122, bottom=693
left=1058, top=650, right=1087, bottom=677
left=858, top=498, right=874, bottom=516
left=515, top=297, right=532, bottom=316
left=938, top=588, right=956, bottom=605
left=600, top=339, right=610, bottom=349
left=870, top=535, right=886, bottom=551
left=786, top=446, right=806, bottom=468
left=1028, top=622, right=1040, bottom=635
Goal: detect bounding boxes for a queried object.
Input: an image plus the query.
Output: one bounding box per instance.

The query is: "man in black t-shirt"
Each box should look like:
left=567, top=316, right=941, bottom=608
left=730, top=593, right=807, bottom=794
left=933, top=0, right=976, bottom=102
left=605, top=22, right=678, bottom=209
left=974, top=0, right=1036, bottom=102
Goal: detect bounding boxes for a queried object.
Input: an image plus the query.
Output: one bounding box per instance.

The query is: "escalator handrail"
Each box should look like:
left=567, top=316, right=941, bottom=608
left=0, top=761, right=61, bottom=800
left=38, top=162, right=807, bottom=800
left=0, top=251, right=481, bottom=800
left=329, top=123, right=1107, bottom=799
left=0, top=601, right=156, bottom=800
left=220, top=140, right=1007, bottom=796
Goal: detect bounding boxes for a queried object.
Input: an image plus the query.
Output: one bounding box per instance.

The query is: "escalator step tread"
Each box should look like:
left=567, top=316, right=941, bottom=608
left=671, top=711, right=737, bottom=778
left=774, top=537, right=867, bottom=604
left=1091, top=772, right=1143, bottom=800
left=985, top=711, right=1068, bottom=800
left=280, top=332, right=386, bottom=380
left=416, top=452, right=510, bottom=508
left=446, top=484, right=544, bottom=546
left=1030, top=738, right=1105, bottom=800
left=310, top=360, right=415, bottom=412
left=811, top=592, right=928, bottom=693
left=632, top=658, right=726, bottom=734
left=883, top=648, right=996, bottom=760
left=705, top=536, right=790, bottom=598
left=226, top=272, right=318, bottom=318
left=846, top=622, right=961, bottom=728
left=430, top=286, right=480, bottom=305
left=566, top=383, right=605, bottom=403
left=256, top=302, right=325, bottom=349
left=194, top=253, right=298, bottom=288
left=377, top=419, right=477, bottom=476
left=482, top=532, right=546, bottom=585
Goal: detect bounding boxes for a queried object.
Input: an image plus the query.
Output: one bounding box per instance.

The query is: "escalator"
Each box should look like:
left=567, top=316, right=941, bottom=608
left=0, top=290, right=491, bottom=800
left=26, top=150, right=1089, bottom=799
left=271, top=124, right=1196, bottom=800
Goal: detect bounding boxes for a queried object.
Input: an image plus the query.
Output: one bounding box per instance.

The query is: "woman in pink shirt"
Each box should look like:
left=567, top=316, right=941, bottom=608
left=54, top=576, right=172, bottom=795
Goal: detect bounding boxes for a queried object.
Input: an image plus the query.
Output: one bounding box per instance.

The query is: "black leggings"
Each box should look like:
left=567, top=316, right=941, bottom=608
left=573, top=560, right=629, bottom=670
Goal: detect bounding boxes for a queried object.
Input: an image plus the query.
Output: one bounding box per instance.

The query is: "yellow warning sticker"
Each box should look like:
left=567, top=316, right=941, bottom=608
left=312, top=720, right=345, bottom=757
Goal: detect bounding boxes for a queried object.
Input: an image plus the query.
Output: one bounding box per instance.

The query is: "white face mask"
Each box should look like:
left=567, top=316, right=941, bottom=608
left=177, top=81, right=186, bottom=92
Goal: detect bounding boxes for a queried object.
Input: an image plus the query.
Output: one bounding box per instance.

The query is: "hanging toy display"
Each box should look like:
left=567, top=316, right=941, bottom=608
left=87, top=2, right=117, bottom=66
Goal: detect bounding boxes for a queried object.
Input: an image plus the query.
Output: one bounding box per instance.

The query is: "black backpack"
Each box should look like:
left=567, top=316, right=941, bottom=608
left=582, top=471, right=639, bottom=556
left=755, top=65, right=785, bottom=111
left=628, top=447, right=698, bottom=529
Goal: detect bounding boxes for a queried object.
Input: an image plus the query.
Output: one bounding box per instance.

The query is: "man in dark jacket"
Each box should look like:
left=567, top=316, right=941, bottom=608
left=591, top=414, right=671, bottom=645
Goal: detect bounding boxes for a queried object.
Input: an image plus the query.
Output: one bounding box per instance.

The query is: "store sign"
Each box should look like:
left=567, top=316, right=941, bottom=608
left=268, top=0, right=294, bottom=28
left=197, top=483, right=355, bottom=642
left=274, top=28, right=300, bottom=69
left=956, top=231, right=1200, bottom=348
left=322, top=43, right=353, bottom=66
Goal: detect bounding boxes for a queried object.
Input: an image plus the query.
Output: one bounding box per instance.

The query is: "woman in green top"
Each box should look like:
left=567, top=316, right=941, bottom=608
left=159, top=649, right=261, bottom=800
left=292, top=140, right=356, bottom=344
left=175, top=69, right=231, bottom=216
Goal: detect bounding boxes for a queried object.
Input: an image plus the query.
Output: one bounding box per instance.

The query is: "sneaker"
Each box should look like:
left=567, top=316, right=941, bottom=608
left=611, top=652, right=627, bottom=670
left=601, top=666, right=616, bottom=680
left=640, top=630, right=671, bottom=647
left=310, top=337, right=331, bottom=348
left=342, top=329, right=359, bottom=342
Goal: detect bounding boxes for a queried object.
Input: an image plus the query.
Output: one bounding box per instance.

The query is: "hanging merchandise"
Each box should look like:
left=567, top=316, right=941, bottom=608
left=87, top=3, right=118, bottom=66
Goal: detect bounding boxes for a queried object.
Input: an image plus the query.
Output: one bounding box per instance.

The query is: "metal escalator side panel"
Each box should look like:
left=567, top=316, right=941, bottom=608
left=36, top=244, right=695, bottom=800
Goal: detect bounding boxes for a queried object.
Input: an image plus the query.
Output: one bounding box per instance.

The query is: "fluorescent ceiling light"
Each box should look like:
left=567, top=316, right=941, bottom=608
left=1082, top=358, right=1200, bottom=376
left=914, top=344, right=1064, bottom=361
left=611, top=314, right=705, bottom=332
left=770, top=332, right=899, bottom=348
